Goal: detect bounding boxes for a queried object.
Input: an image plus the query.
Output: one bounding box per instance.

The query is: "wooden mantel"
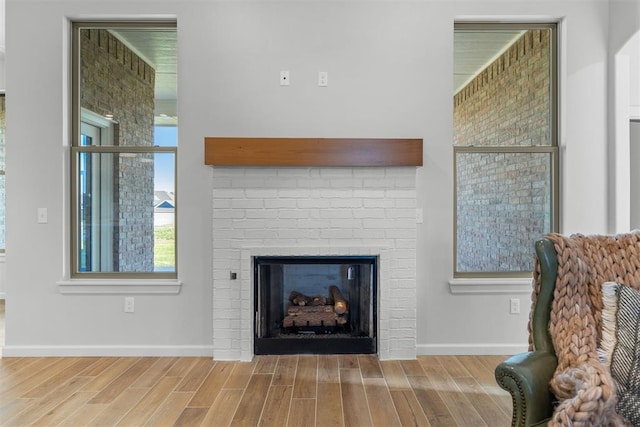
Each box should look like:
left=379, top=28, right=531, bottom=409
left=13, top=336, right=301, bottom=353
left=204, top=137, right=423, bottom=167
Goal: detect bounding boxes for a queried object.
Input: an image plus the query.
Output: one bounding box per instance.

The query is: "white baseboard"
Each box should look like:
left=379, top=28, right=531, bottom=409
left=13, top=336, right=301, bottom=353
left=379, top=348, right=417, bottom=361
left=417, top=343, right=528, bottom=356
left=2, top=345, right=214, bottom=358
left=213, top=349, right=253, bottom=362
left=1, top=343, right=527, bottom=359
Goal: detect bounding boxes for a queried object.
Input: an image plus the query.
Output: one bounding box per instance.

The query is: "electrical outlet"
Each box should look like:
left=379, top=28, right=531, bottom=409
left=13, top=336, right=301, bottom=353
left=124, top=297, right=135, bottom=313
left=509, top=298, right=520, bottom=314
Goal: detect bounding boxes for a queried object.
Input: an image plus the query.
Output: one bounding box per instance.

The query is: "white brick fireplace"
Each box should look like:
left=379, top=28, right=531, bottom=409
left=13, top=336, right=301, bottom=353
left=211, top=167, right=417, bottom=360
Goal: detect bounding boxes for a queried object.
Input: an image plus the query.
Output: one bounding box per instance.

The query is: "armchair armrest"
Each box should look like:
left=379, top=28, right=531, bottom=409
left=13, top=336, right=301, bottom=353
left=495, top=350, right=557, bottom=427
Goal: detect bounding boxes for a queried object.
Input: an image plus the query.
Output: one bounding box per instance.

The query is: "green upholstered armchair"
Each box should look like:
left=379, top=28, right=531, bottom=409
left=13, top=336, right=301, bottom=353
left=494, top=238, right=559, bottom=427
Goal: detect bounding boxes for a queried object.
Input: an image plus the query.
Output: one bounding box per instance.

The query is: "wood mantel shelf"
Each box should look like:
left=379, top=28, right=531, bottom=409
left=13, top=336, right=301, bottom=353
left=204, top=137, right=423, bottom=167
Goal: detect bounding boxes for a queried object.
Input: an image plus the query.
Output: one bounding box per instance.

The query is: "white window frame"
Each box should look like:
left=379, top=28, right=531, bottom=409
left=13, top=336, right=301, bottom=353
left=67, top=20, right=179, bottom=284
left=452, top=22, right=560, bottom=281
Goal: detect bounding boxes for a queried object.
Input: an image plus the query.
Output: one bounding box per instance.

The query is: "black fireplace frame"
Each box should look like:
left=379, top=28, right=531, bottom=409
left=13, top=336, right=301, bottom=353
left=253, top=255, right=378, bottom=355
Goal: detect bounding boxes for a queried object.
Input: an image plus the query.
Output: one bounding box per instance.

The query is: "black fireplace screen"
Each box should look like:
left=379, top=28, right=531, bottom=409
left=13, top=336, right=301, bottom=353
left=254, top=255, right=377, bottom=355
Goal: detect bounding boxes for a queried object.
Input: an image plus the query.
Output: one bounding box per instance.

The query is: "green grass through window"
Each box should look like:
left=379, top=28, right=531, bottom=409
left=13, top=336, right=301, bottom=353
left=154, top=225, right=175, bottom=268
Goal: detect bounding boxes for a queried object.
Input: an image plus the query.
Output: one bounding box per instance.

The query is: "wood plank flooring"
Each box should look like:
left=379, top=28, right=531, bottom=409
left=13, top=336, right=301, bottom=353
left=0, top=353, right=512, bottom=426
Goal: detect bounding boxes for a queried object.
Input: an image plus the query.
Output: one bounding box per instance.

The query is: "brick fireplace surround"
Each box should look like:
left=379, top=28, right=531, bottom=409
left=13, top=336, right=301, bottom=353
left=211, top=166, right=417, bottom=361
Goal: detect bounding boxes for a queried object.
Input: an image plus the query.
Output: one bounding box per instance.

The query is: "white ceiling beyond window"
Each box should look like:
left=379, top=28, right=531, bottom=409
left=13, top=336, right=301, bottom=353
left=112, top=29, right=177, bottom=125
left=454, top=30, right=524, bottom=94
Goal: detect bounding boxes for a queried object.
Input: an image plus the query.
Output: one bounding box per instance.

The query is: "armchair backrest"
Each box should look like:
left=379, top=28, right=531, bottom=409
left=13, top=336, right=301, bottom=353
left=532, top=238, right=557, bottom=353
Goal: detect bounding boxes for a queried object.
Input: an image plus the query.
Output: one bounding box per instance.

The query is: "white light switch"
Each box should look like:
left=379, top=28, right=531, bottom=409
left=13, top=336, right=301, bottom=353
left=318, top=71, right=328, bottom=87
left=416, top=208, right=423, bottom=224
left=37, top=208, right=48, bottom=224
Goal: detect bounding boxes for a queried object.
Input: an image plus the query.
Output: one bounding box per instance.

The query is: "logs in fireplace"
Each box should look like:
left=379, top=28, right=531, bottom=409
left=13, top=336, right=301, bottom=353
left=254, top=256, right=377, bottom=355
left=282, top=286, right=348, bottom=329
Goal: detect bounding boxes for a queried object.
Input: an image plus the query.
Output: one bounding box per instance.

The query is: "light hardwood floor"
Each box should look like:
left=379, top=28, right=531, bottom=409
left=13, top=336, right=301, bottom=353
left=0, top=352, right=512, bottom=426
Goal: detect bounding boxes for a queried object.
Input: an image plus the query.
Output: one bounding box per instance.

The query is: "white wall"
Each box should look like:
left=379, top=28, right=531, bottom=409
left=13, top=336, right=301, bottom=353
left=0, top=255, right=5, bottom=299
left=609, top=0, right=640, bottom=233
left=4, top=0, right=613, bottom=356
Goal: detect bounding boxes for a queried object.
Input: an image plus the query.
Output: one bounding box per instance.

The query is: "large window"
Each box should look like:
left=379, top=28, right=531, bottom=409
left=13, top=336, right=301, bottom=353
left=453, top=23, right=558, bottom=277
left=72, top=21, right=177, bottom=278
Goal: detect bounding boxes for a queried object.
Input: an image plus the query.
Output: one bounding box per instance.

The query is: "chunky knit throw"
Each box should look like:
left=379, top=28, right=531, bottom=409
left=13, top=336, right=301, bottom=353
left=530, top=232, right=640, bottom=426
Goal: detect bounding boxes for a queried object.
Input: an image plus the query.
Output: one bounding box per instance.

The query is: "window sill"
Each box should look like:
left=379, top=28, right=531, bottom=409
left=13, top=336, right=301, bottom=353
left=448, top=277, right=532, bottom=294
left=57, top=279, right=182, bottom=295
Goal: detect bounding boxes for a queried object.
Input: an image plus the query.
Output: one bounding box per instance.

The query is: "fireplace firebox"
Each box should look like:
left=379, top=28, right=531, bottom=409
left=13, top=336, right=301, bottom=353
left=254, top=255, right=377, bottom=355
